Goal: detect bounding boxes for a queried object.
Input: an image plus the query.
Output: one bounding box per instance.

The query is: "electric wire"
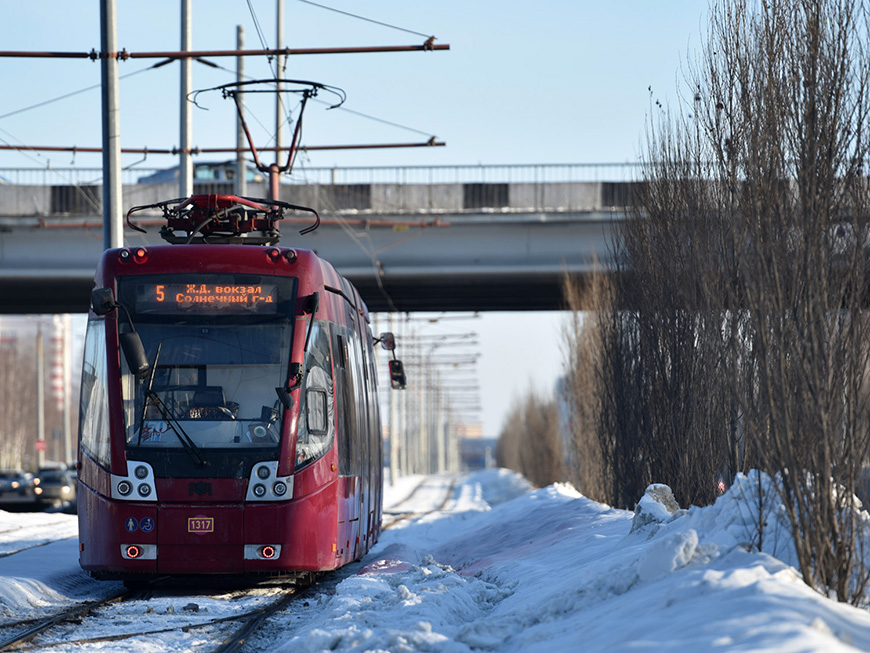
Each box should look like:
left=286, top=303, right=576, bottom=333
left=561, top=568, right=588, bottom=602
left=0, top=10, right=441, bottom=196
left=0, top=130, right=102, bottom=212
left=0, top=51, right=437, bottom=167
left=297, top=0, right=434, bottom=40
left=310, top=96, right=436, bottom=138
left=202, top=55, right=437, bottom=139
left=314, top=188, right=399, bottom=312
left=245, top=0, right=272, bottom=59
left=0, top=66, right=155, bottom=122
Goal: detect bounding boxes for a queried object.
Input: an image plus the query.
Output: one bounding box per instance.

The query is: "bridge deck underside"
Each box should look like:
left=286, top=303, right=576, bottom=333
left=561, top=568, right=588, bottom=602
left=0, top=212, right=618, bottom=313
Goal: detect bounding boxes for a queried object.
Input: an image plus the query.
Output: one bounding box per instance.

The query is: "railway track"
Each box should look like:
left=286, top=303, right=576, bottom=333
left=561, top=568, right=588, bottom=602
left=0, top=535, right=77, bottom=560
left=0, top=575, right=318, bottom=652
left=383, top=475, right=458, bottom=530
left=0, top=478, right=457, bottom=652
left=0, top=589, right=129, bottom=651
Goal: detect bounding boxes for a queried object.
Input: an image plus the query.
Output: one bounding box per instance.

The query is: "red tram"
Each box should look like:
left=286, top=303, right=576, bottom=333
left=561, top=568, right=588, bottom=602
left=76, top=194, right=403, bottom=581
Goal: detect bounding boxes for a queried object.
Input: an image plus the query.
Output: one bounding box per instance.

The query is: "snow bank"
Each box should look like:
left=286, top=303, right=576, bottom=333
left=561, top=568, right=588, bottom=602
left=3, top=470, right=870, bottom=652
left=275, top=470, right=870, bottom=652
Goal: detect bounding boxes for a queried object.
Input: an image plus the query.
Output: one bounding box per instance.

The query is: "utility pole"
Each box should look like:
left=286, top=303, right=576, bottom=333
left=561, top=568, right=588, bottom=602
left=36, top=324, right=45, bottom=469
left=100, top=0, right=123, bottom=249
left=389, top=313, right=399, bottom=484
left=435, top=378, right=446, bottom=472
left=61, top=315, right=71, bottom=465
left=400, top=314, right=410, bottom=477
left=180, top=0, right=193, bottom=197
left=272, top=0, right=285, bottom=202
left=235, top=25, right=247, bottom=197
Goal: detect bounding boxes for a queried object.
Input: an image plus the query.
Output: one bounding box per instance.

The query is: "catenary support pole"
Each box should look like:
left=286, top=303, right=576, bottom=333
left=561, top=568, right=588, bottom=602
left=36, top=324, right=45, bottom=469
left=100, top=0, right=123, bottom=249
left=390, top=313, right=399, bottom=483
left=271, top=0, right=285, bottom=202
left=235, top=25, right=247, bottom=197
left=180, top=0, right=193, bottom=197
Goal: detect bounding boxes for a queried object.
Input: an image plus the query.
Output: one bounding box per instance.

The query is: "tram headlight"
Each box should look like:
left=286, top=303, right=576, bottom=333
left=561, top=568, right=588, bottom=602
left=113, top=461, right=157, bottom=502
left=246, top=461, right=293, bottom=502
left=259, top=545, right=277, bottom=559
left=126, top=545, right=141, bottom=559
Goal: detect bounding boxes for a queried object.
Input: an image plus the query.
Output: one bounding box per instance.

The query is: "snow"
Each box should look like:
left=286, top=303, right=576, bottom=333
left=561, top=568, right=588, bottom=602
left=2, top=469, right=870, bottom=651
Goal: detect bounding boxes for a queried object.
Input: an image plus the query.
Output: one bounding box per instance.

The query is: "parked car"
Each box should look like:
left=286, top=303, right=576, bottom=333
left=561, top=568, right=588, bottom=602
left=34, top=469, right=77, bottom=509
left=0, top=470, right=38, bottom=507
left=137, top=160, right=265, bottom=185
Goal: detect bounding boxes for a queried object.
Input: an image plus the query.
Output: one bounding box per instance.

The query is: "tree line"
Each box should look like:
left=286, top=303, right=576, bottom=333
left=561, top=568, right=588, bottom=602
left=497, top=0, right=870, bottom=604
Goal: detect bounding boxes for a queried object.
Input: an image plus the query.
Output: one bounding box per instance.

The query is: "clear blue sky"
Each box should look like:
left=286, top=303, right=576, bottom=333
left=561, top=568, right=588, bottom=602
left=0, top=1, right=709, bottom=436
left=0, top=1, right=708, bottom=169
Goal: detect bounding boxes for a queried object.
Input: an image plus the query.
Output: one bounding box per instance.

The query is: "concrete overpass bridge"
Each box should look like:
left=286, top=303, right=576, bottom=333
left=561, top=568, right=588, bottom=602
left=0, top=164, right=636, bottom=313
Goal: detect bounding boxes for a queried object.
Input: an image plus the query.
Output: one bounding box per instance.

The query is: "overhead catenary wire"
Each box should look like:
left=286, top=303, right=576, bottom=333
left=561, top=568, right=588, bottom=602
left=297, top=0, right=435, bottom=41
left=0, top=38, right=447, bottom=168
left=183, top=56, right=441, bottom=141
left=0, top=44, right=448, bottom=59
left=0, top=66, right=156, bottom=122
left=0, top=11, right=450, bottom=229
left=316, top=188, right=400, bottom=312
left=245, top=0, right=273, bottom=57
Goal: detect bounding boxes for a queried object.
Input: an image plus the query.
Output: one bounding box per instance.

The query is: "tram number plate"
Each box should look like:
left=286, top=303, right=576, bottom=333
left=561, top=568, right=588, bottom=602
left=188, top=516, right=214, bottom=534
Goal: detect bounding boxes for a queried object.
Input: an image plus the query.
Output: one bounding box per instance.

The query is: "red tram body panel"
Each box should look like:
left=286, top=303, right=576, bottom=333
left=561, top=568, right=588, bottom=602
left=77, top=195, right=387, bottom=580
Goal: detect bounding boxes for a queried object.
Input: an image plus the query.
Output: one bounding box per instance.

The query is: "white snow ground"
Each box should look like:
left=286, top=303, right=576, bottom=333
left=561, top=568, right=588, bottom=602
left=2, top=469, right=870, bottom=651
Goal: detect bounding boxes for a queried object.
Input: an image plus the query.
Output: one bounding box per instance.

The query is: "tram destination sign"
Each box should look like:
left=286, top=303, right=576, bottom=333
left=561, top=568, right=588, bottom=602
left=135, top=282, right=279, bottom=314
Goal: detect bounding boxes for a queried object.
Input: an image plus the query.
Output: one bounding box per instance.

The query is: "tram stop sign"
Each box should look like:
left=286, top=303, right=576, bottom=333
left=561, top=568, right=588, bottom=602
left=35, top=439, right=47, bottom=452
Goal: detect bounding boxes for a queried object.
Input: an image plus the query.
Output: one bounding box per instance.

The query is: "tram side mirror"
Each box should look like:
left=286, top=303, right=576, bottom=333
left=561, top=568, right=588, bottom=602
left=275, top=386, right=294, bottom=411
left=119, top=332, right=150, bottom=376
left=378, top=332, right=396, bottom=351
left=389, top=359, right=407, bottom=390
left=91, top=288, right=117, bottom=316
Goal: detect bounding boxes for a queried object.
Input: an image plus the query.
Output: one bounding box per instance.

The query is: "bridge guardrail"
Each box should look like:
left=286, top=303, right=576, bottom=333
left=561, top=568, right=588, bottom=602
left=0, top=163, right=643, bottom=219
left=0, top=162, right=642, bottom=187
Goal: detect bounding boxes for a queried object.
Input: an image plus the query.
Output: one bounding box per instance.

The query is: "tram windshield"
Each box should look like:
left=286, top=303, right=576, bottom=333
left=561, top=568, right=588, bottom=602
left=116, top=274, right=296, bottom=457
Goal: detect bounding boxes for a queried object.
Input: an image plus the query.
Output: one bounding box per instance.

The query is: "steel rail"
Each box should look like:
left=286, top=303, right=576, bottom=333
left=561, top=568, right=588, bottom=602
left=212, top=582, right=315, bottom=653
left=0, top=589, right=129, bottom=650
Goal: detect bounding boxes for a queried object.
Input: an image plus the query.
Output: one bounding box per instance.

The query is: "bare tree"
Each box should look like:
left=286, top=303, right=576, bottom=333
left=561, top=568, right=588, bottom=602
left=495, top=392, right=563, bottom=488
left=626, top=0, right=870, bottom=602
left=561, top=272, right=610, bottom=502
left=0, top=336, right=37, bottom=470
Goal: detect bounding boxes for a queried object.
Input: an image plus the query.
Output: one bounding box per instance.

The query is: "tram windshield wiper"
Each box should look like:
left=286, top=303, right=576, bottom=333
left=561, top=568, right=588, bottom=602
left=138, top=343, right=209, bottom=468
left=143, top=390, right=209, bottom=468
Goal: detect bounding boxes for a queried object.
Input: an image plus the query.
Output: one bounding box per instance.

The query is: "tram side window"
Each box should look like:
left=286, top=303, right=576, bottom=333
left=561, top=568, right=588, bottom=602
left=334, top=331, right=355, bottom=475
left=79, top=318, right=112, bottom=466
left=345, top=329, right=367, bottom=477
left=295, top=322, right=335, bottom=471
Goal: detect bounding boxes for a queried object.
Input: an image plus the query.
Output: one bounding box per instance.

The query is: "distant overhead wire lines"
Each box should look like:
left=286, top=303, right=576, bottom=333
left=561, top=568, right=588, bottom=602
left=0, top=4, right=449, bottom=162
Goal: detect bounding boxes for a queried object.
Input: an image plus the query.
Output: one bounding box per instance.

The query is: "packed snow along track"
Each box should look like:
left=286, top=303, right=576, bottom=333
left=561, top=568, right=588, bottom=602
left=0, top=578, right=317, bottom=652
left=2, top=470, right=870, bottom=651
